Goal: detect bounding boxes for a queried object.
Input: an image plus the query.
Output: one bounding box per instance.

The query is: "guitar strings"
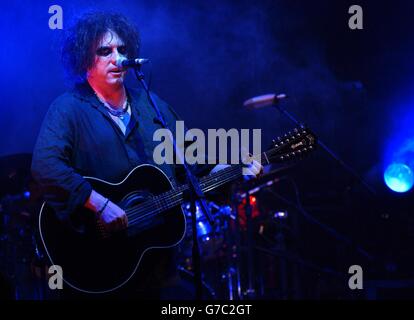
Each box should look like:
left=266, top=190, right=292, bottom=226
left=127, top=168, right=241, bottom=226
left=125, top=142, right=311, bottom=227
left=126, top=165, right=243, bottom=226
left=125, top=147, right=288, bottom=226
left=126, top=163, right=242, bottom=217
left=126, top=165, right=242, bottom=226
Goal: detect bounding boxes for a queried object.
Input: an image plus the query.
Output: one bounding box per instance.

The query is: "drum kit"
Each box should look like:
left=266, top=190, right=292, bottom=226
left=0, top=154, right=57, bottom=300
left=176, top=166, right=292, bottom=300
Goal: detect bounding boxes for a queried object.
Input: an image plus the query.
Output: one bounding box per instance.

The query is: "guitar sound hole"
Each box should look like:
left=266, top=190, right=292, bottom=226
left=121, top=191, right=164, bottom=235
left=121, top=190, right=151, bottom=208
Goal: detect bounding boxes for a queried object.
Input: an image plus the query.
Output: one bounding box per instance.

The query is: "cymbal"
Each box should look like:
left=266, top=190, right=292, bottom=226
left=0, top=153, right=32, bottom=197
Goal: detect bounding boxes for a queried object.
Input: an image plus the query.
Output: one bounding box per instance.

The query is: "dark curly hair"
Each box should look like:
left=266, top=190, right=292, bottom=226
left=62, top=12, right=140, bottom=83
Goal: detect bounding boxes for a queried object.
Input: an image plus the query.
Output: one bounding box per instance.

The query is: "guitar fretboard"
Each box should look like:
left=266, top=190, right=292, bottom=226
left=125, top=150, right=271, bottom=227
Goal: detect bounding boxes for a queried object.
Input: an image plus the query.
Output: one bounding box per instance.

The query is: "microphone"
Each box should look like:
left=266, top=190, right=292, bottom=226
left=243, top=93, right=287, bottom=109
left=116, top=57, right=150, bottom=68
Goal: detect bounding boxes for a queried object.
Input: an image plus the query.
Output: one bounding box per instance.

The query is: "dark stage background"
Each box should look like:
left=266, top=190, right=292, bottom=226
left=0, top=0, right=413, bottom=299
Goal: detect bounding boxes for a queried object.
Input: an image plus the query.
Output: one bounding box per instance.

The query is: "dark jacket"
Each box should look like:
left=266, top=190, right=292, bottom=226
left=31, top=82, right=219, bottom=294
left=31, top=82, right=211, bottom=224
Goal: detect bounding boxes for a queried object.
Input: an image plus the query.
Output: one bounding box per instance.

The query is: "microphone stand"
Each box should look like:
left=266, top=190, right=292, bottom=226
left=133, top=66, right=214, bottom=300
left=270, top=96, right=375, bottom=261
left=272, top=97, right=377, bottom=197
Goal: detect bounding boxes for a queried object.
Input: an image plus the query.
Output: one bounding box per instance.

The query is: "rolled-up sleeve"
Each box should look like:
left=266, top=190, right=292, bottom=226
left=31, top=99, right=92, bottom=222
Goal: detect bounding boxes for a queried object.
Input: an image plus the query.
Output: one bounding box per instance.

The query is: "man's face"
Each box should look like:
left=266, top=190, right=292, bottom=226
left=87, top=30, right=128, bottom=87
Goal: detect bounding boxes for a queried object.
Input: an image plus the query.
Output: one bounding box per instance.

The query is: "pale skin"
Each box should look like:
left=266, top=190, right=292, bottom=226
left=84, top=30, right=262, bottom=233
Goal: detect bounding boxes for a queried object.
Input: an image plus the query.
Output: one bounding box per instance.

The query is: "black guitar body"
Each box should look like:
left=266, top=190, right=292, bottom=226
left=39, top=164, right=186, bottom=293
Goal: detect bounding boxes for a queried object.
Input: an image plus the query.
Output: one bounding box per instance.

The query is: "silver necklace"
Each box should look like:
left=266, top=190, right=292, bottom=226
left=105, top=101, right=129, bottom=120
left=95, top=92, right=129, bottom=120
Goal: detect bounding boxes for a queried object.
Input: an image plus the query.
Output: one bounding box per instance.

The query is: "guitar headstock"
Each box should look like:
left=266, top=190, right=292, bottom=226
left=264, top=127, right=317, bottom=164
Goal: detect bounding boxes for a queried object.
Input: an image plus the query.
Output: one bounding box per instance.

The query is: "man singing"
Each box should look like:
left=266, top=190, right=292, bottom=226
left=31, top=12, right=261, bottom=299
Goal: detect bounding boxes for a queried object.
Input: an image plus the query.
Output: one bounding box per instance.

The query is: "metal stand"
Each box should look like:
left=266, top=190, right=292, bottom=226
left=272, top=98, right=377, bottom=196
left=133, top=66, right=214, bottom=299
left=270, top=96, right=375, bottom=261
left=243, top=190, right=256, bottom=299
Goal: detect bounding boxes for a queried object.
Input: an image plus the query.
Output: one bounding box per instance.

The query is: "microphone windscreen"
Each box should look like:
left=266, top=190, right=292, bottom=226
left=115, top=57, right=127, bottom=68
left=243, top=93, right=287, bottom=109
left=243, top=94, right=276, bottom=109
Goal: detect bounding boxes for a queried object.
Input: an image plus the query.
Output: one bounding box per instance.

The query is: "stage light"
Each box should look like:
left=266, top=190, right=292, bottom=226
left=384, top=163, right=414, bottom=193
left=273, top=211, right=288, bottom=219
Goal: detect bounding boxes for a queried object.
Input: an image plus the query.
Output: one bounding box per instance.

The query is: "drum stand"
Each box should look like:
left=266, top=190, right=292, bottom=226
left=222, top=202, right=243, bottom=300
left=243, top=192, right=256, bottom=298
left=228, top=188, right=259, bottom=300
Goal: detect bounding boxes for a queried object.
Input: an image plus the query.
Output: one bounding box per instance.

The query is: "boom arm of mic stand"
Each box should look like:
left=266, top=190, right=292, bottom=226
left=272, top=103, right=377, bottom=197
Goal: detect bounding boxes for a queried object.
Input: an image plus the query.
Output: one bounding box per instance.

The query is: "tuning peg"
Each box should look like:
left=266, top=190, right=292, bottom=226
left=280, top=156, right=284, bottom=161
left=294, top=128, right=299, bottom=133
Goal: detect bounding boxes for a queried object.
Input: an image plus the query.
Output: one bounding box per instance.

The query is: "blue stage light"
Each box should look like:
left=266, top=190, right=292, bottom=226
left=384, top=163, right=414, bottom=193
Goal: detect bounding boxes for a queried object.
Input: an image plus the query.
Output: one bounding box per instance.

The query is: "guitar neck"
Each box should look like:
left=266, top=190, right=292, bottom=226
left=158, top=150, right=270, bottom=209
left=200, top=149, right=275, bottom=191
left=156, top=164, right=244, bottom=210
left=126, top=152, right=270, bottom=225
